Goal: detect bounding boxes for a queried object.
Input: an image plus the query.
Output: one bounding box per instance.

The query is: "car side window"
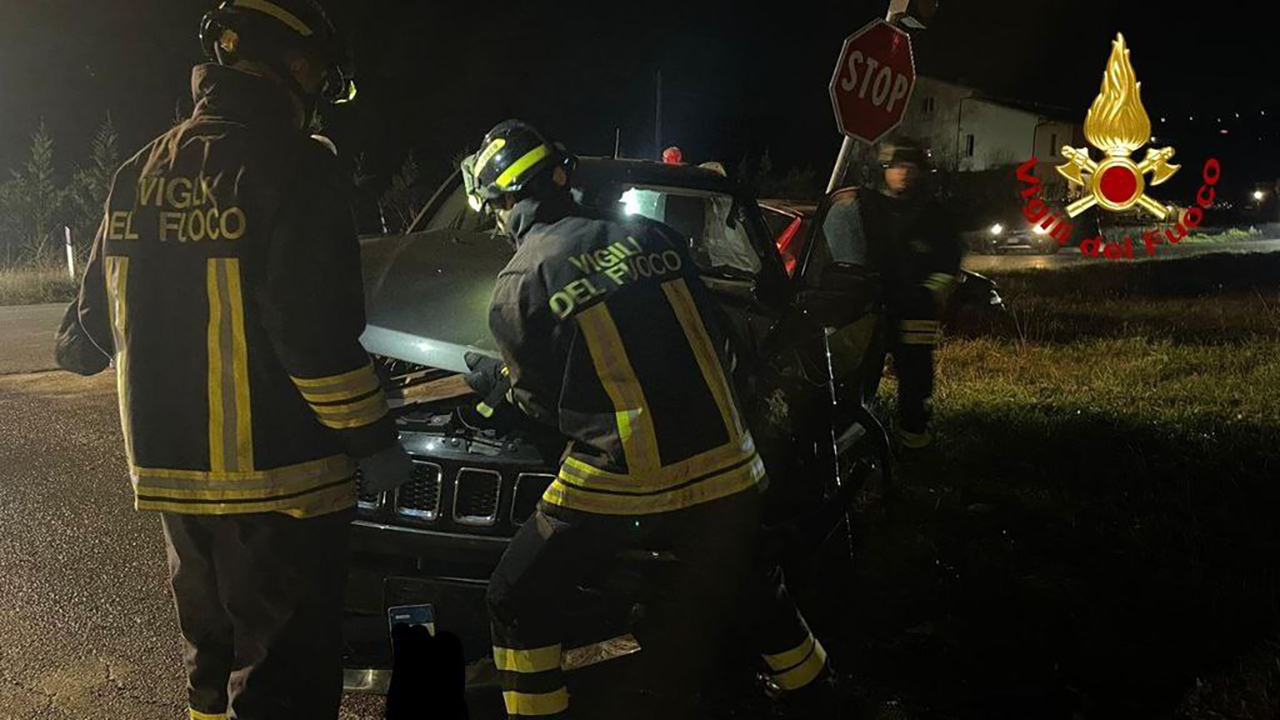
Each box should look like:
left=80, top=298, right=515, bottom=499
left=617, top=187, right=761, bottom=277
left=820, top=197, right=867, bottom=266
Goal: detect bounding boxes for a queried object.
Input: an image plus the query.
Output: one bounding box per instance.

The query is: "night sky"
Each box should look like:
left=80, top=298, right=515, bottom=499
left=0, top=1, right=1269, bottom=204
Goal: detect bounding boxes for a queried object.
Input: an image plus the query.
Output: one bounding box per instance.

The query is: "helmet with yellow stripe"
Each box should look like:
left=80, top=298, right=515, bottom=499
left=465, top=120, right=574, bottom=208
left=200, top=0, right=356, bottom=106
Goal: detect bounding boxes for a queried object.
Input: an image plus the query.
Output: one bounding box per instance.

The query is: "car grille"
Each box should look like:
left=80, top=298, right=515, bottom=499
left=453, top=469, right=501, bottom=526
left=395, top=462, right=443, bottom=520
left=512, top=473, right=555, bottom=525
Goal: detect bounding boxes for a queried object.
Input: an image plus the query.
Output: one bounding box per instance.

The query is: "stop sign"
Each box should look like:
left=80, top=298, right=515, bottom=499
left=829, top=19, right=916, bottom=144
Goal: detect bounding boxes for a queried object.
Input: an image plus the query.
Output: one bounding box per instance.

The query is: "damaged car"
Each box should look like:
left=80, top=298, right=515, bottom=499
left=343, top=157, right=897, bottom=711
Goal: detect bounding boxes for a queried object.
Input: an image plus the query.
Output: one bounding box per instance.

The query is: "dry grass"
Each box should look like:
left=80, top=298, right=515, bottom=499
left=849, top=252, right=1280, bottom=717
left=0, top=264, right=77, bottom=306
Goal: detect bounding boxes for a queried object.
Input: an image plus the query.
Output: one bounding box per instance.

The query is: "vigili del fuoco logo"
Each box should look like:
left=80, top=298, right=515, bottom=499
left=1016, top=33, right=1221, bottom=259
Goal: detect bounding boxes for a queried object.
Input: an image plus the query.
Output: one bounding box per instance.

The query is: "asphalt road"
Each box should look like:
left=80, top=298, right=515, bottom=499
left=0, top=363, right=385, bottom=716
left=0, top=304, right=66, bottom=375
left=962, top=237, right=1280, bottom=273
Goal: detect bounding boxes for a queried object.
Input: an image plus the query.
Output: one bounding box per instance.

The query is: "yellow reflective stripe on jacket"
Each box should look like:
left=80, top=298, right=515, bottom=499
left=189, top=709, right=228, bottom=720
left=762, top=633, right=816, bottom=672
left=207, top=258, right=255, bottom=473
left=133, top=456, right=356, bottom=519
left=137, top=479, right=355, bottom=519
left=770, top=637, right=828, bottom=691
left=310, top=390, right=389, bottom=425
left=502, top=688, right=569, bottom=717
left=576, top=303, right=660, bottom=473
left=558, top=431, right=757, bottom=493
left=292, top=362, right=382, bottom=402
left=922, top=272, right=956, bottom=292
left=900, top=319, right=941, bottom=346
left=232, top=0, right=313, bottom=36
left=661, top=279, right=744, bottom=437
left=543, top=452, right=764, bottom=515
left=290, top=362, right=389, bottom=430
left=899, top=320, right=940, bottom=333
left=493, top=644, right=562, bottom=674
left=105, top=256, right=134, bottom=465
left=900, top=333, right=941, bottom=346
left=495, top=144, right=551, bottom=190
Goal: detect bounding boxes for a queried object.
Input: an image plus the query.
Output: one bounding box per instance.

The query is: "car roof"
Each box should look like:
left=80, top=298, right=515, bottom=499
left=576, top=156, right=746, bottom=196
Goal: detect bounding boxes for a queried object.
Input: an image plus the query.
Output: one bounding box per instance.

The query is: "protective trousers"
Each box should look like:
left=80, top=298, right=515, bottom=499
left=865, top=288, right=940, bottom=448
left=486, top=489, right=828, bottom=719
left=161, top=509, right=354, bottom=720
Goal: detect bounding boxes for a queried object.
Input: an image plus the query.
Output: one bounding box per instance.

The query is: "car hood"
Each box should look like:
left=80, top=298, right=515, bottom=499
left=359, top=230, right=512, bottom=373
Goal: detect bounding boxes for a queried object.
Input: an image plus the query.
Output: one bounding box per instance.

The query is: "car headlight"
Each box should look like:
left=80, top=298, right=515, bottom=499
left=1033, top=224, right=1048, bottom=235
left=989, top=223, right=1004, bottom=236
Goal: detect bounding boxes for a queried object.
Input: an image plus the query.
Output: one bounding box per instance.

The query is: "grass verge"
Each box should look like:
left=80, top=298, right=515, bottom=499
left=0, top=264, right=77, bottom=306
left=833, top=252, right=1280, bottom=718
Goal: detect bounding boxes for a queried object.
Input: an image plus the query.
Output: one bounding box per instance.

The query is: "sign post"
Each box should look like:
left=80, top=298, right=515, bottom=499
left=825, top=16, right=917, bottom=192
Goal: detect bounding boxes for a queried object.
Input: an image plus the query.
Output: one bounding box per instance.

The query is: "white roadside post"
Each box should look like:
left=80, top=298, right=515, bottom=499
left=65, top=226, right=75, bottom=279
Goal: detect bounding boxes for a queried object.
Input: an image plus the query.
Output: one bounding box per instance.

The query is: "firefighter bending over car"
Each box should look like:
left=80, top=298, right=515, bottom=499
left=461, top=120, right=839, bottom=719
left=58, top=2, right=415, bottom=718
left=823, top=137, right=963, bottom=450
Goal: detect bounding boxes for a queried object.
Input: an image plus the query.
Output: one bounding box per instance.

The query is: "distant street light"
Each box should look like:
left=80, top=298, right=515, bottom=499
left=1253, top=189, right=1266, bottom=202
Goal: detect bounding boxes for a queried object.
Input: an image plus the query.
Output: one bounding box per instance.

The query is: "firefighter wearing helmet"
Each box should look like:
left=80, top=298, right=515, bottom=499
left=823, top=136, right=963, bottom=450
left=459, top=120, right=839, bottom=719
left=63, top=2, right=414, bottom=717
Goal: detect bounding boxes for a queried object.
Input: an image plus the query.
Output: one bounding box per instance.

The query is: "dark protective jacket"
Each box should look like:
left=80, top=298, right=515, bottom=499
left=73, top=64, right=394, bottom=518
left=488, top=195, right=766, bottom=515
left=856, top=188, right=963, bottom=344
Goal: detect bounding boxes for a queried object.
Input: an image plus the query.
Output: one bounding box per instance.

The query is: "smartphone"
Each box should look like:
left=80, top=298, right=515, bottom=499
left=387, top=603, right=436, bottom=637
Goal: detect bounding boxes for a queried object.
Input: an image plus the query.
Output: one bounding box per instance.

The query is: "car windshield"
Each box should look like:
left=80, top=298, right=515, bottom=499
left=418, top=176, right=762, bottom=279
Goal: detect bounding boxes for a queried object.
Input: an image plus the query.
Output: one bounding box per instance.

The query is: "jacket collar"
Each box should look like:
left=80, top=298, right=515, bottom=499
left=503, top=192, right=576, bottom=247
left=190, top=63, right=299, bottom=131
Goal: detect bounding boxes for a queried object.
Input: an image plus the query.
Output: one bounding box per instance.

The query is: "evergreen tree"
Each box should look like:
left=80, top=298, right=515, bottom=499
left=69, top=113, right=120, bottom=253
left=0, top=121, right=65, bottom=263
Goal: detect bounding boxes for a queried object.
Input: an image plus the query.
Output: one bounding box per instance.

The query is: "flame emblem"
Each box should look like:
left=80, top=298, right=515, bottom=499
left=1057, top=34, right=1179, bottom=220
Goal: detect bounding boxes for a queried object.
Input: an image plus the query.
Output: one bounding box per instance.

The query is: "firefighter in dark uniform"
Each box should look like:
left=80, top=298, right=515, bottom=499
left=62, top=2, right=414, bottom=718
left=825, top=137, right=963, bottom=449
left=459, top=120, right=836, bottom=719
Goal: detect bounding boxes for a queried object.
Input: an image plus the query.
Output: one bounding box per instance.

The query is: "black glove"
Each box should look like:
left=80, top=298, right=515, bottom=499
left=464, top=352, right=511, bottom=418
left=463, top=352, right=504, bottom=395
left=357, top=442, right=415, bottom=494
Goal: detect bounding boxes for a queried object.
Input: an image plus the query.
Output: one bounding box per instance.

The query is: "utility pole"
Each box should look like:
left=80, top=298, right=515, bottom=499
left=655, top=70, right=663, bottom=159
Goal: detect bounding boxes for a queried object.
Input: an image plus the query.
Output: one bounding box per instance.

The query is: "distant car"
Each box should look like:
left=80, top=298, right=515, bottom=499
left=969, top=218, right=1061, bottom=255
left=966, top=211, right=1105, bottom=255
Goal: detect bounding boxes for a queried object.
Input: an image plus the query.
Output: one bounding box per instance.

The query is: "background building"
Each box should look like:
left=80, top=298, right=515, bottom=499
left=892, top=76, right=1083, bottom=201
